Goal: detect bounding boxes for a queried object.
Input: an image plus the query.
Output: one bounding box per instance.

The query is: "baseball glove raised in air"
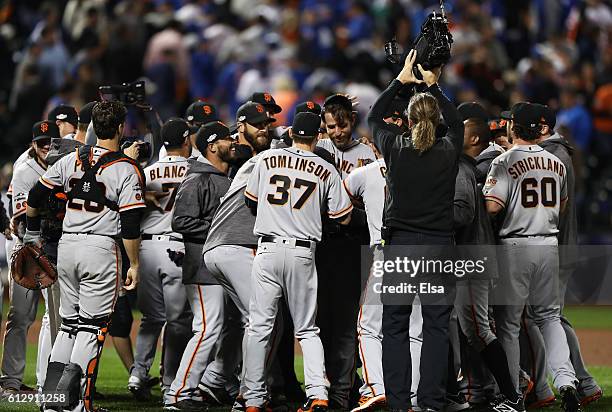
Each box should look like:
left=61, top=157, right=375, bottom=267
left=11, top=244, right=57, bottom=290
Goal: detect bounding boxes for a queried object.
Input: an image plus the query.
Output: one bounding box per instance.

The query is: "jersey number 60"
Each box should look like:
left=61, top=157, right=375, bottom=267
left=521, top=177, right=557, bottom=208
left=267, top=174, right=317, bottom=209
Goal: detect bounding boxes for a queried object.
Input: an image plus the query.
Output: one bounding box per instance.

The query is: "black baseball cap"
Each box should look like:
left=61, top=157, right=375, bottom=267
left=512, top=103, right=542, bottom=130
left=535, top=104, right=556, bottom=129
left=250, top=92, right=282, bottom=114
left=185, top=101, right=218, bottom=130
left=48, top=104, right=78, bottom=127
left=292, top=112, right=320, bottom=138
left=323, top=93, right=353, bottom=112
left=383, top=99, right=409, bottom=120
left=295, top=100, right=322, bottom=116
left=236, top=102, right=275, bottom=125
left=32, top=120, right=60, bottom=141
left=458, top=102, right=488, bottom=122
left=161, top=118, right=190, bottom=147
left=197, top=121, right=234, bottom=145
left=78, top=101, right=97, bottom=125
left=501, top=102, right=529, bottom=120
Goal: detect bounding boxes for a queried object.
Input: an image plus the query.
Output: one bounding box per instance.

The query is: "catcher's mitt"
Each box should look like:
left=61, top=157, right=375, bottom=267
left=11, top=244, right=57, bottom=290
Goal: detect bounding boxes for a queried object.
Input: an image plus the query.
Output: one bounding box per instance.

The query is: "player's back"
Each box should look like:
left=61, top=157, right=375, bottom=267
left=486, top=144, right=567, bottom=238
left=40, top=147, right=145, bottom=236
left=245, top=147, right=351, bottom=242
left=141, top=155, right=189, bottom=237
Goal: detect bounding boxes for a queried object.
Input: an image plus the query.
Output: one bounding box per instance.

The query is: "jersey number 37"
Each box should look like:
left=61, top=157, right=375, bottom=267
left=267, top=174, right=317, bottom=210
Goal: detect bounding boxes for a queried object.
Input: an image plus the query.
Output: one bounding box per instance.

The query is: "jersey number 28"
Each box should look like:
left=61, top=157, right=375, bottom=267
left=267, top=174, right=317, bottom=209
left=521, top=177, right=557, bottom=208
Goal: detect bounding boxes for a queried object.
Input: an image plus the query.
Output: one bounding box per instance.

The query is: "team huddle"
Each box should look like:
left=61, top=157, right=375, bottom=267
left=0, top=61, right=603, bottom=412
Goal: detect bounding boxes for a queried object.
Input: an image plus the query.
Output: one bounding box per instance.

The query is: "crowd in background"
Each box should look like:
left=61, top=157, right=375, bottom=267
left=0, top=0, right=611, bottom=234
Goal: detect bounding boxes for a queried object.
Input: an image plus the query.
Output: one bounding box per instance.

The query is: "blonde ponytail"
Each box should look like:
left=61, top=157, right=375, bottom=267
left=408, top=93, right=440, bottom=153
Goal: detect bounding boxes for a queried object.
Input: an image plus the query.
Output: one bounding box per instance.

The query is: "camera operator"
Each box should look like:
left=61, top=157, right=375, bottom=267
left=367, top=50, right=463, bottom=412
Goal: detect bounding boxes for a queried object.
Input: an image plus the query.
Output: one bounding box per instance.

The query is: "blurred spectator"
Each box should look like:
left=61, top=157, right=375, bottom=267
left=37, top=25, right=70, bottom=90
left=557, top=86, right=593, bottom=153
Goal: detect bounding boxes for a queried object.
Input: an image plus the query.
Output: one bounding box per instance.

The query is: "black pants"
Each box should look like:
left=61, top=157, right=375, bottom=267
left=381, top=230, right=455, bottom=411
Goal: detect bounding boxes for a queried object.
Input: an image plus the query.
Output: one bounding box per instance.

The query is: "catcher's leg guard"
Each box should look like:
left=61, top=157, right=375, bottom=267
left=73, top=315, right=110, bottom=412
left=41, top=362, right=67, bottom=411
left=49, top=317, right=79, bottom=364
left=55, top=363, right=83, bottom=410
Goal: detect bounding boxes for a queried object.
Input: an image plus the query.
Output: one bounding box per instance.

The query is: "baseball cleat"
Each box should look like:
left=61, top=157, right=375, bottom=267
left=578, top=387, right=602, bottom=407
left=490, top=395, right=525, bottom=411
left=560, top=386, right=582, bottom=412
left=198, top=383, right=233, bottom=405
left=127, top=375, right=151, bottom=401
left=443, top=392, right=470, bottom=411
left=298, top=398, right=329, bottom=412
left=525, top=395, right=555, bottom=409
left=350, top=394, right=386, bottom=412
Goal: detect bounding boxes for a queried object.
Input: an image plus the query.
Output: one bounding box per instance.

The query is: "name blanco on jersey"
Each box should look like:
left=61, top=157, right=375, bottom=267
left=263, top=155, right=332, bottom=182
left=149, top=164, right=188, bottom=181
left=508, top=156, right=565, bottom=179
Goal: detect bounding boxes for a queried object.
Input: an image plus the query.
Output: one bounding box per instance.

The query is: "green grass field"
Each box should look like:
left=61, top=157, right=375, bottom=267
left=0, top=306, right=610, bottom=411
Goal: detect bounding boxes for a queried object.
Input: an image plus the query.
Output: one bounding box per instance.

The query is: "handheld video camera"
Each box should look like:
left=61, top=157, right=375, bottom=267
left=385, top=1, right=453, bottom=78
left=99, top=81, right=146, bottom=106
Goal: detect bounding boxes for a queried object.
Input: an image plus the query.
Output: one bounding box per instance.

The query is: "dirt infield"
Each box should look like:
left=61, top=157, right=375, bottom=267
left=14, top=320, right=612, bottom=367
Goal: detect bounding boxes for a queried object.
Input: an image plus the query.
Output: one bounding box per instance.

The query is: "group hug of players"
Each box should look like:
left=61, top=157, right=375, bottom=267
left=0, top=58, right=604, bottom=412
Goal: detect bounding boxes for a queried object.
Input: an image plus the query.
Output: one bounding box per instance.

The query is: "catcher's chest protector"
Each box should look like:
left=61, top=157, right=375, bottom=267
left=67, top=145, right=138, bottom=212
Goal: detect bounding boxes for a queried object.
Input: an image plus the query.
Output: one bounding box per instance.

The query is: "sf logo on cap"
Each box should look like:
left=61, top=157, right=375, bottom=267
left=41, top=122, right=49, bottom=133
left=306, top=101, right=315, bottom=110
left=256, top=104, right=264, bottom=113
left=264, top=93, right=272, bottom=102
left=203, top=105, right=212, bottom=115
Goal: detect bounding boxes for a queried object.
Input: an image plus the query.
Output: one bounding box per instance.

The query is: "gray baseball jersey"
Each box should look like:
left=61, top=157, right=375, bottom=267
left=316, top=139, right=376, bottom=179
left=7, top=149, right=33, bottom=199
left=483, top=144, right=567, bottom=238
left=141, top=155, right=189, bottom=236
left=245, top=147, right=353, bottom=241
left=11, top=158, right=46, bottom=219
left=343, top=158, right=386, bottom=245
left=39, top=146, right=146, bottom=236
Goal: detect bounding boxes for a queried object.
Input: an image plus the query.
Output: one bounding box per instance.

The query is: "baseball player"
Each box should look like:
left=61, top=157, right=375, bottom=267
left=199, top=102, right=279, bottom=410
left=165, top=120, right=235, bottom=410
left=26, top=101, right=145, bottom=412
left=128, top=118, right=193, bottom=399
left=1, top=121, right=62, bottom=394
left=483, top=103, right=581, bottom=412
left=315, top=93, right=376, bottom=409
left=243, top=111, right=353, bottom=412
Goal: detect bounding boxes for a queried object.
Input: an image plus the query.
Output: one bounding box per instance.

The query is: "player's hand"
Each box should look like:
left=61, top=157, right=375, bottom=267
left=124, top=266, right=139, bottom=291
left=396, top=50, right=424, bottom=85
left=3, top=228, right=12, bottom=240
left=124, top=142, right=141, bottom=160
left=145, top=191, right=165, bottom=211
left=417, top=64, right=442, bottom=87
left=346, top=94, right=360, bottom=109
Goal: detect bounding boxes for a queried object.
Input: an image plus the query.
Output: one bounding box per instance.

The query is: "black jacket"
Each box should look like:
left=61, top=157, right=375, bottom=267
left=368, top=80, right=464, bottom=235
left=539, top=133, right=577, bottom=268
left=475, top=146, right=502, bottom=184
left=172, top=159, right=231, bottom=285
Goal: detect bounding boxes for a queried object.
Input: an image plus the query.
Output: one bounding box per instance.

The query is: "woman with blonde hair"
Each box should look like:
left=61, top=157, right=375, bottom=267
left=367, top=49, right=463, bottom=412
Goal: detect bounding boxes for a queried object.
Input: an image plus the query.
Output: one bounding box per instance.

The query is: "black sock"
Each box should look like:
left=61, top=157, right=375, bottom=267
left=481, top=339, right=520, bottom=402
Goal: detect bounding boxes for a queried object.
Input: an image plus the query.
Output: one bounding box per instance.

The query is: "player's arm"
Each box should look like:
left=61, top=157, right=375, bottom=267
left=121, top=210, right=142, bottom=290
left=327, top=171, right=354, bottom=226
left=454, top=168, right=475, bottom=227
left=559, top=169, right=568, bottom=214
left=244, top=156, right=263, bottom=216
left=482, top=160, right=508, bottom=216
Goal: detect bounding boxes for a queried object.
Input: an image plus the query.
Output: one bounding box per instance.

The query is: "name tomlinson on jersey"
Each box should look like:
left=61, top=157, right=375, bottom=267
left=508, top=156, right=565, bottom=179
left=149, top=165, right=187, bottom=181
left=263, top=155, right=331, bottom=182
